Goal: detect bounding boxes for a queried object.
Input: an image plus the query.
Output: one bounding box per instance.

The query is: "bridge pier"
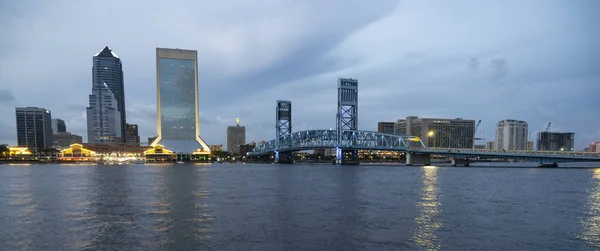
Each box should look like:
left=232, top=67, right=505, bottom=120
left=275, top=151, right=294, bottom=164
left=451, top=158, right=470, bottom=167
left=334, top=149, right=359, bottom=165
left=406, top=153, right=431, bottom=166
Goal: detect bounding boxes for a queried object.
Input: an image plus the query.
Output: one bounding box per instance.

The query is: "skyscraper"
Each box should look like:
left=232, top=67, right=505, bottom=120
left=150, top=47, right=211, bottom=154
left=92, top=46, right=126, bottom=143
left=86, top=82, right=123, bottom=145
left=51, top=118, right=66, bottom=134
left=227, top=118, right=246, bottom=155
left=15, top=107, right=53, bottom=151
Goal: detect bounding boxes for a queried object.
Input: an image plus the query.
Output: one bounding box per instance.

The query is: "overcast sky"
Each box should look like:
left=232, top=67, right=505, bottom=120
left=1, top=0, right=599, bottom=150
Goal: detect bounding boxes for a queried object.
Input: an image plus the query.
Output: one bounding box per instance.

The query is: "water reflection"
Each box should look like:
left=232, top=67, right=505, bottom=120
left=155, top=165, right=212, bottom=249
left=412, top=166, right=443, bottom=250
left=86, top=166, right=140, bottom=249
left=334, top=166, right=365, bottom=248
left=580, top=168, right=600, bottom=248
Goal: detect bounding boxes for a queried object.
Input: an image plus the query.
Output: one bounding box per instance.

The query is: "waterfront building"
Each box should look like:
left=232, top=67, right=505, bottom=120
left=125, top=124, right=140, bottom=146
left=92, top=46, right=126, bottom=142
left=227, top=118, right=246, bottom=155
left=86, top=82, right=122, bottom=145
left=486, top=141, right=495, bottom=150
left=15, top=107, right=53, bottom=151
left=51, top=119, right=66, bottom=134
left=149, top=47, right=211, bottom=156
left=394, top=116, right=476, bottom=148
left=537, top=131, right=575, bottom=151
left=377, top=122, right=395, bottom=134
left=495, top=119, right=528, bottom=150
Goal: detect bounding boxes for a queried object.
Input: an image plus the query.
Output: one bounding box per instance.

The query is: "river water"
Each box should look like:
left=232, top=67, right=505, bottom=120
left=0, top=163, right=599, bottom=250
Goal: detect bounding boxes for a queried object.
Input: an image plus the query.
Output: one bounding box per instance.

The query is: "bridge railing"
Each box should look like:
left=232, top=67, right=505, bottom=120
left=421, top=147, right=600, bottom=158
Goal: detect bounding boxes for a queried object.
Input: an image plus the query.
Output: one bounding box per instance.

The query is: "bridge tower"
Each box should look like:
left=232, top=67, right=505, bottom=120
left=275, top=100, right=292, bottom=163
left=336, top=78, right=359, bottom=164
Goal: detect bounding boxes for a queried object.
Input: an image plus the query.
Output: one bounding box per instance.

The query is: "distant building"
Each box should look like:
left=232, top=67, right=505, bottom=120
left=537, top=131, right=575, bottom=151
left=377, top=122, right=395, bottom=134
left=527, top=141, right=534, bottom=151
left=52, top=132, right=83, bottom=150
left=125, top=124, right=140, bottom=146
left=227, top=118, right=246, bottom=155
left=588, top=142, right=600, bottom=153
left=209, top=144, right=223, bottom=152
left=92, top=46, right=127, bottom=143
left=394, top=116, right=476, bottom=148
left=15, top=107, right=53, bottom=151
left=86, top=82, right=122, bottom=145
left=51, top=119, right=66, bottom=134
left=486, top=141, right=495, bottom=150
left=495, top=119, right=528, bottom=150
left=148, top=136, right=158, bottom=146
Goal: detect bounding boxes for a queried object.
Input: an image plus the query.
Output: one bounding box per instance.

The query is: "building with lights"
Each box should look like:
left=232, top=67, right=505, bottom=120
left=91, top=46, right=127, bottom=143
left=15, top=107, right=53, bottom=151
left=227, top=118, right=246, bottom=155
left=86, top=81, right=122, bottom=145
left=394, top=116, right=475, bottom=148
left=148, top=48, right=211, bottom=161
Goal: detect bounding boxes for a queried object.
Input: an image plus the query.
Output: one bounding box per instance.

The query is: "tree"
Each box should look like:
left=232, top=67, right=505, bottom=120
left=0, top=144, right=9, bottom=157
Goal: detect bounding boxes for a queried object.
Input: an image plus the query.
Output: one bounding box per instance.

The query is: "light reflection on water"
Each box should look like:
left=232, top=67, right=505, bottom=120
left=413, top=165, right=442, bottom=250
left=580, top=168, right=600, bottom=248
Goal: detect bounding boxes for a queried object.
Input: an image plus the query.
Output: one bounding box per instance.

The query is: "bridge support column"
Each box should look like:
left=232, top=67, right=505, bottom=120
left=451, top=158, right=470, bottom=167
left=275, top=152, right=294, bottom=164
left=406, top=153, right=431, bottom=166
left=333, top=149, right=359, bottom=165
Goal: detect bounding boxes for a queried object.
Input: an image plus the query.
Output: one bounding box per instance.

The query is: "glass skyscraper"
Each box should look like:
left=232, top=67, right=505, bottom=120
left=91, top=46, right=126, bottom=143
left=150, top=48, right=211, bottom=154
left=15, top=107, right=53, bottom=151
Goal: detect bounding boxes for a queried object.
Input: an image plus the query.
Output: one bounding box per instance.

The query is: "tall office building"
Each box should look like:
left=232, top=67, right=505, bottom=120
left=377, top=122, right=395, bottom=134
left=15, top=107, right=53, bottom=151
left=51, top=119, right=66, bottom=134
left=394, top=116, right=475, bottom=148
left=125, top=124, right=140, bottom=146
left=537, top=131, right=575, bottom=151
left=227, top=118, right=246, bottom=155
left=495, top=119, right=528, bottom=150
left=92, top=46, right=126, bottom=143
left=86, top=82, right=123, bottom=145
left=150, top=47, right=211, bottom=154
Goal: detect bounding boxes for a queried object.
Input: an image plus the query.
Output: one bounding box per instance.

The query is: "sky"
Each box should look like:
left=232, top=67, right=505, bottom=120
left=0, top=0, right=599, bottom=150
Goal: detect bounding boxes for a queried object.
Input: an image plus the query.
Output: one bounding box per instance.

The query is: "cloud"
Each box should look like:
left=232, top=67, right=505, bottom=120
left=0, top=0, right=599, bottom=150
left=0, top=89, right=15, bottom=103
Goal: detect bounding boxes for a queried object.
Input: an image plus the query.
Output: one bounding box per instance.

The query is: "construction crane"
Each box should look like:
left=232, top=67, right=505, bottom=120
left=545, top=122, right=551, bottom=131
left=474, top=120, right=483, bottom=140
left=473, top=120, right=485, bottom=149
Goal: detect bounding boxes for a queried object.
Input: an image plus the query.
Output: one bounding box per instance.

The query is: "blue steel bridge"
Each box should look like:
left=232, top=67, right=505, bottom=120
left=248, top=78, right=600, bottom=167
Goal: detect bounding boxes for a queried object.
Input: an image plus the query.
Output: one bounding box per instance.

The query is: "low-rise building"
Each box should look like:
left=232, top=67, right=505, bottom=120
left=52, top=132, right=83, bottom=150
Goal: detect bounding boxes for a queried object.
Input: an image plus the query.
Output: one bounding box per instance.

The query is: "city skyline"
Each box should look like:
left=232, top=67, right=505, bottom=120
left=1, top=0, right=599, bottom=150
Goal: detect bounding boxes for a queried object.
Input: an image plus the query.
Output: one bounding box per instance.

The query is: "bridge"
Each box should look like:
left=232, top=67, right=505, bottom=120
left=248, top=78, right=600, bottom=167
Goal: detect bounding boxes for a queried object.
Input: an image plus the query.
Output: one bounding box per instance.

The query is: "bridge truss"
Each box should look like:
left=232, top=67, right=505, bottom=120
left=250, top=129, right=426, bottom=155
